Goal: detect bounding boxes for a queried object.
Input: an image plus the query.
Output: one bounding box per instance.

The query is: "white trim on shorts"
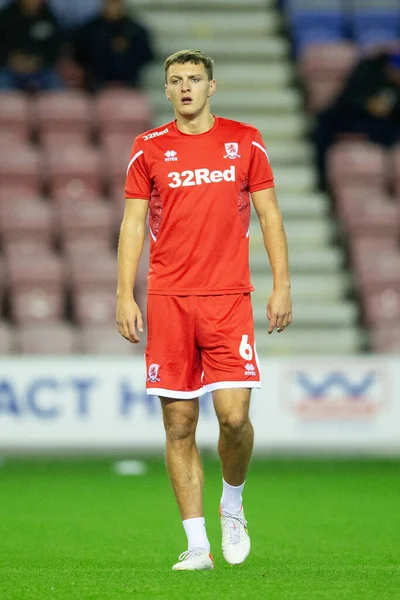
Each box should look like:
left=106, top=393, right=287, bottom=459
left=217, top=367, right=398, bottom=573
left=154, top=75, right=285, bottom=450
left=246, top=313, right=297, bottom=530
left=146, top=386, right=205, bottom=399
left=146, top=381, right=261, bottom=398
left=203, top=381, right=261, bottom=393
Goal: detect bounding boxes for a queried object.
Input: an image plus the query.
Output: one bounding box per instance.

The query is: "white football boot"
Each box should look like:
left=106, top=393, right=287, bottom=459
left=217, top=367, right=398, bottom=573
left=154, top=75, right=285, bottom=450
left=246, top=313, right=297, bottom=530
left=172, top=548, right=214, bottom=571
left=220, top=505, right=251, bottom=565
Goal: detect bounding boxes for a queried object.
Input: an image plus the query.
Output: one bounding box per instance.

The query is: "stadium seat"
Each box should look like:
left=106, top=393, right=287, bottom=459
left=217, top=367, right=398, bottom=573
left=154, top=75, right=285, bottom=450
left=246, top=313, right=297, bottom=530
left=0, top=186, right=43, bottom=202
left=349, top=7, right=400, bottom=47
left=0, top=92, right=30, bottom=141
left=0, top=144, right=41, bottom=191
left=363, top=286, right=400, bottom=326
left=80, top=324, right=143, bottom=355
left=8, top=252, right=65, bottom=324
left=356, top=250, right=400, bottom=291
left=0, top=257, right=6, bottom=304
left=348, top=235, right=399, bottom=268
left=17, top=322, right=80, bottom=354
left=391, top=145, right=400, bottom=196
left=371, top=323, right=400, bottom=352
left=45, top=143, right=103, bottom=198
left=68, top=251, right=116, bottom=290
left=102, top=132, right=136, bottom=190
left=286, top=0, right=346, bottom=52
left=335, top=191, right=400, bottom=238
left=298, top=42, right=358, bottom=80
left=57, top=201, right=113, bottom=250
left=63, top=237, right=113, bottom=260
left=73, top=288, right=117, bottom=325
left=41, top=130, right=90, bottom=151
left=0, top=197, right=54, bottom=253
left=110, top=187, right=128, bottom=233
left=327, top=142, right=388, bottom=189
left=0, top=321, right=14, bottom=354
left=34, top=91, right=92, bottom=139
left=298, top=42, right=358, bottom=111
left=96, top=89, right=152, bottom=136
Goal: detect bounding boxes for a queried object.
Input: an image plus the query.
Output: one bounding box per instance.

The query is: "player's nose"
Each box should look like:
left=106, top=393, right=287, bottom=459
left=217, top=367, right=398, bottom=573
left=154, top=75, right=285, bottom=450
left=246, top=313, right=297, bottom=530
left=181, top=79, right=190, bottom=92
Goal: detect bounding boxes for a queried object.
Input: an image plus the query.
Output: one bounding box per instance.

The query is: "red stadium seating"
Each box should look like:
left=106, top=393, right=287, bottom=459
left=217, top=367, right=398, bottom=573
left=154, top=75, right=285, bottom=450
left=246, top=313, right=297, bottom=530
left=371, top=323, right=400, bottom=353
left=327, top=142, right=388, bottom=189
left=57, top=200, right=113, bottom=249
left=356, top=250, right=400, bottom=291
left=8, top=252, right=65, bottom=324
left=0, top=92, right=30, bottom=141
left=45, top=143, right=103, bottom=198
left=73, top=288, right=117, bottom=325
left=68, top=250, right=116, bottom=289
left=63, top=237, right=113, bottom=260
left=391, top=145, right=400, bottom=196
left=363, top=286, right=400, bottom=327
left=0, top=186, right=43, bottom=202
left=96, top=89, right=152, bottom=135
left=80, top=324, right=143, bottom=355
left=348, top=235, right=399, bottom=269
left=0, top=321, right=15, bottom=354
left=17, top=322, right=80, bottom=354
left=0, top=144, right=41, bottom=191
left=337, top=194, right=400, bottom=239
left=102, top=132, right=135, bottom=190
left=298, top=42, right=358, bottom=111
left=0, top=197, right=54, bottom=253
left=110, top=186, right=128, bottom=233
left=304, top=80, right=345, bottom=112
left=34, top=91, right=92, bottom=139
left=41, top=130, right=90, bottom=151
left=0, top=257, right=6, bottom=305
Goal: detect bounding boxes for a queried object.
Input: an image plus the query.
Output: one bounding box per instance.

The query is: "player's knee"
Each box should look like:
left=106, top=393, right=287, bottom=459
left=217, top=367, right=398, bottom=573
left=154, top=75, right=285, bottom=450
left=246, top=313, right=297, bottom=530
left=164, top=415, right=197, bottom=443
left=218, top=412, right=249, bottom=439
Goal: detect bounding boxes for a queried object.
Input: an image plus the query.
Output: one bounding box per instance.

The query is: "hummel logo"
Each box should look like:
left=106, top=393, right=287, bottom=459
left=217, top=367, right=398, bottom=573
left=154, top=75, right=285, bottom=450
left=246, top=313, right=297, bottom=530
left=245, top=363, right=256, bottom=376
left=165, top=150, right=178, bottom=162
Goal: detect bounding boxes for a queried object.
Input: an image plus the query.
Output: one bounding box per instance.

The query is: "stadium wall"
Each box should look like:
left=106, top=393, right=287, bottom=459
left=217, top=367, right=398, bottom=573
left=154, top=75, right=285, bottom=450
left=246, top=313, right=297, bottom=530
left=0, top=356, right=398, bottom=455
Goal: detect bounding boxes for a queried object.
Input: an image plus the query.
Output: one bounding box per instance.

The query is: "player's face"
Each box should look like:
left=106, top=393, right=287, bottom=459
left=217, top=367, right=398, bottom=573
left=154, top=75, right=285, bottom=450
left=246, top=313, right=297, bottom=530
left=165, top=62, right=216, bottom=117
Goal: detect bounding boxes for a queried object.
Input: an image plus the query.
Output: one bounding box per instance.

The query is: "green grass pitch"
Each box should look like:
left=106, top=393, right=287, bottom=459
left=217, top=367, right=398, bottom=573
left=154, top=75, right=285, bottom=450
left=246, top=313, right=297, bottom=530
left=0, top=457, right=399, bottom=600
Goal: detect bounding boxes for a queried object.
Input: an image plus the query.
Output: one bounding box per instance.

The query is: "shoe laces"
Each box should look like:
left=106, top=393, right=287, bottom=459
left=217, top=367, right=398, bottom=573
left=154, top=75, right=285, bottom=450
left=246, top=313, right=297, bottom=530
left=178, top=548, right=207, bottom=562
left=222, top=510, right=246, bottom=545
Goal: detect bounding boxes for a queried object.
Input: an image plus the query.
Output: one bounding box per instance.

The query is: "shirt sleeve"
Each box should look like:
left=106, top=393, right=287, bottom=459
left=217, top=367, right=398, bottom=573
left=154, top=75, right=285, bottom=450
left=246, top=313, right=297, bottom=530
left=125, top=138, right=152, bottom=200
left=247, top=129, right=275, bottom=193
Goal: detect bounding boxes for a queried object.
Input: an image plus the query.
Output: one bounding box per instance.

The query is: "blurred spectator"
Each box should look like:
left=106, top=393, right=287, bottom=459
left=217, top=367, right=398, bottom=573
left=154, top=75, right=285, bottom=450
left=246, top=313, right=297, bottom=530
left=73, top=0, right=154, bottom=91
left=0, top=0, right=101, bottom=29
left=0, top=0, right=64, bottom=91
left=49, top=0, right=101, bottom=30
left=315, top=50, right=400, bottom=187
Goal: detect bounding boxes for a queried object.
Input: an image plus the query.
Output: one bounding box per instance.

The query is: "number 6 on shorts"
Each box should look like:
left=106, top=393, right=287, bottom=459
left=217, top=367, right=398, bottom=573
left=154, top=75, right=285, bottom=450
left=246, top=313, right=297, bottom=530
left=239, top=334, right=253, bottom=361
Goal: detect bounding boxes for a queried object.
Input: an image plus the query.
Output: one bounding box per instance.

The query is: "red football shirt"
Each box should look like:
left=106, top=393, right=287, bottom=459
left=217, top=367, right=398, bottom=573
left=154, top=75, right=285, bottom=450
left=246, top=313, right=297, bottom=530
left=125, top=116, right=275, bottom=295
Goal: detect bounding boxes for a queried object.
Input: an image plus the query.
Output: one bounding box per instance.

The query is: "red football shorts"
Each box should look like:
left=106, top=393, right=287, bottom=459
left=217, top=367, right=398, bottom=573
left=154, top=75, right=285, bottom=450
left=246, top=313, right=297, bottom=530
left=145, top=293, right=261, bottom=398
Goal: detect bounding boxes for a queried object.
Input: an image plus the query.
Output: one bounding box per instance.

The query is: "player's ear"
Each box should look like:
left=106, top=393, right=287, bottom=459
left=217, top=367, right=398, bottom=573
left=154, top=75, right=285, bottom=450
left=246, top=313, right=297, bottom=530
left=165, top=84, right=172, bottom=101
left=208, top=79, right=216, bottom=97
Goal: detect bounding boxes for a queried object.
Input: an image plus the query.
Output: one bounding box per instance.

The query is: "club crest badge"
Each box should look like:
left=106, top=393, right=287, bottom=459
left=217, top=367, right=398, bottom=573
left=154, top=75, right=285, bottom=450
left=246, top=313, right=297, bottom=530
left=147, top=363, right=161, bottom=383
left=224, top=142, right=241, bottom=159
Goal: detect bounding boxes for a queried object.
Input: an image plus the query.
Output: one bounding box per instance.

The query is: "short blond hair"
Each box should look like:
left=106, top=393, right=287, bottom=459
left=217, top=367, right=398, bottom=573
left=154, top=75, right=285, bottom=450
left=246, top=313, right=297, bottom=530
left=164, top=49, right=214, bottom=82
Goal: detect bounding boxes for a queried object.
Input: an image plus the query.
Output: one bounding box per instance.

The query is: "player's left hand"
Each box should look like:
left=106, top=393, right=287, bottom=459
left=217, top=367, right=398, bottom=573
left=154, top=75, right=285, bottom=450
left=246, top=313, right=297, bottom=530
left=267, top=287, right=292, bottom=334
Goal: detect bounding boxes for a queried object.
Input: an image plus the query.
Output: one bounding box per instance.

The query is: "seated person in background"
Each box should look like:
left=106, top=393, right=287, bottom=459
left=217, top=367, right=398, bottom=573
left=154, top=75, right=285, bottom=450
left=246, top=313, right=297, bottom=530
left=315, top=50, right=400, bottom=188
left=48, top=0, right=102, bottom=30
left=0, top=0, right=64, bottom=90
left=73, top=0, right=154, bottom=91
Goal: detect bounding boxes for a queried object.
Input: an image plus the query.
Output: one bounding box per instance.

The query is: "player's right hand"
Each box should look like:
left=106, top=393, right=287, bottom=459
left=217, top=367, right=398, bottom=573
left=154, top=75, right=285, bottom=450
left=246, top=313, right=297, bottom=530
left=116, top=296, right=144, bottom=343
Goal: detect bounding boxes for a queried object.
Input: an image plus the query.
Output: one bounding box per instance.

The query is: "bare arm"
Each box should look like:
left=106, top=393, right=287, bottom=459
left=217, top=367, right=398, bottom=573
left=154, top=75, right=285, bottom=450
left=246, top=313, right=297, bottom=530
left=251, top=187, right=292, bottom=333
left=116, top=198, right=149, bottom=343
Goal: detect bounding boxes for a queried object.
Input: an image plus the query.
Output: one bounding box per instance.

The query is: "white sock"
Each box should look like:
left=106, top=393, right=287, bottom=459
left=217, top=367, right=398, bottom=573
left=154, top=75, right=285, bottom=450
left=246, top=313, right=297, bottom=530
left=221, top=478, right=245, bottom=513
left=182, top=517, right=210, bottom=552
